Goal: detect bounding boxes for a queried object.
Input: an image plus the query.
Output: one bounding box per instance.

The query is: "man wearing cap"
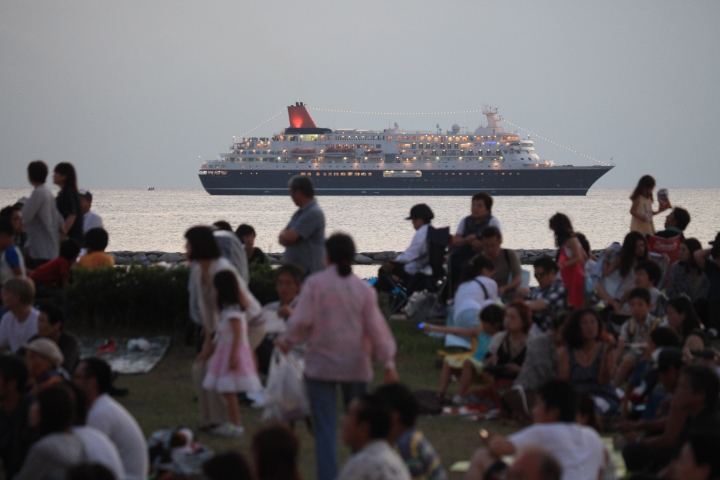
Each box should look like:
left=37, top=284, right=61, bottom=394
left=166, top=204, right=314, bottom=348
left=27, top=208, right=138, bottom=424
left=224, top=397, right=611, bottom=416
left=694, top=232, right=720, bottom=331
left=79, top=189, right=103, bottom=235
left=374, top=204, right=434, bottom=296
left=23, top=337, right=66, bottom=393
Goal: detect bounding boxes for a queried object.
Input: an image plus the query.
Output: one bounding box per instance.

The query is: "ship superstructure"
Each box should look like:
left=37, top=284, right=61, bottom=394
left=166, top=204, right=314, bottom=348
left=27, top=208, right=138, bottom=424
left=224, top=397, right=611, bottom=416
left=198, top=103, right=612, bottom=196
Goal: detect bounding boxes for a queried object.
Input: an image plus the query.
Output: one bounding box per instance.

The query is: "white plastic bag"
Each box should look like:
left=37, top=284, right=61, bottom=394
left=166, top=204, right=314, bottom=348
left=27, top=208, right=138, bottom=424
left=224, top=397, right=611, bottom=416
left=262, top=349, right=311, bottom=422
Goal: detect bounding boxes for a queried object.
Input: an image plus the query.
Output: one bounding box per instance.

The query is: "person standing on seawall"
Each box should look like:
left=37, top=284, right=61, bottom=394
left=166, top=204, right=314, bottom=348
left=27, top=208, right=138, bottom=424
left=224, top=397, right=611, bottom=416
left=278, top=175, right=326, bottom=276
left=629, top=175, right=668, bottom=236
left=53, top=163, right=84, bottom=246
left=21, top=161, right=63, bottom=268
left=276, top=233, right=398, bottom=480
left=549, top=213, right=586, bottom=309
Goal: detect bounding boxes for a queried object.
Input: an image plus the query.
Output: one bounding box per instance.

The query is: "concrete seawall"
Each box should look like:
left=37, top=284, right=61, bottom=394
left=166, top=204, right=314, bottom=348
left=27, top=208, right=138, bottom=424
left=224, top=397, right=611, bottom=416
left=108, top=249, right=603, bottom=266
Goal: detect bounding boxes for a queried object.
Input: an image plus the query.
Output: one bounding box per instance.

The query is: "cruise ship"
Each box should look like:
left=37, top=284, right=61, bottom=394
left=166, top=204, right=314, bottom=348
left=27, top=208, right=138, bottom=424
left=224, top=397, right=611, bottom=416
left=198, top=103, right=612, bottom=196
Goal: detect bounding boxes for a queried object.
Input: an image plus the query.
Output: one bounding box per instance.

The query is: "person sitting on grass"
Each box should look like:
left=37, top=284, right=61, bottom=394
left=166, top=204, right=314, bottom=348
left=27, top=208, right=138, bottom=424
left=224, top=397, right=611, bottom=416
left=617, top=260, right=665, bottom=317
left=444, top=254, right=498, bottom=349
left=596, top=231, right=649, bottom=310
left=465, top=379, right=605, bottom=480
left=621, top=365, right=720, bottom=474
left=670, top=430, right=720, bottom=480
left=252, top=424, right=301, bottom=480
left=0, top=217, right=26, bottom=297
left=374, top=383, right=448, bottom=480
left=32, top=304, right=80, bottom=374
left=0, top=356, right=33, bottom=480
left=663, top=296, right=706, bottom=351
left=477, top=226, right=523, bottom=302
left=257, top=263, right=305, bottom=376
left=338, top=393, right=410, bottom=480
left=615, top=287, right=662, bottom=389
left=619, top=348, right=684, bottom=442
left=459, top=301, right=532, bottom=408
left=74, top=358, right=148, bottom=480
left=0, top=277, right=39, bottom=354
left=422, top=304, right=504, bottom=404
left=75, top=228, right=114, bottom=270
left=28, top=239, right=80, bottom=302
left=557, top=308, right=619, bottom=416
left=526, top=256, right=567, bottom=334
left=23, top=337, right=66, bottom=393
left=203, top=452, right=253, bottom=480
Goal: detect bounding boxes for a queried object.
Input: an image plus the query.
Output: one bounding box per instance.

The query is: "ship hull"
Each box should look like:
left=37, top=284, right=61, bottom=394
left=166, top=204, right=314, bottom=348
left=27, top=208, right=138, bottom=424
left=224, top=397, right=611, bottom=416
left=199, top=166, right=612, bottom=196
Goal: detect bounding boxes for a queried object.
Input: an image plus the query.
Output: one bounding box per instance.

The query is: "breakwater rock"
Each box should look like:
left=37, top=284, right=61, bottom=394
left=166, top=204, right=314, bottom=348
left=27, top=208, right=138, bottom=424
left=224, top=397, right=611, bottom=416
left=108, top=249, right=604, bottom=266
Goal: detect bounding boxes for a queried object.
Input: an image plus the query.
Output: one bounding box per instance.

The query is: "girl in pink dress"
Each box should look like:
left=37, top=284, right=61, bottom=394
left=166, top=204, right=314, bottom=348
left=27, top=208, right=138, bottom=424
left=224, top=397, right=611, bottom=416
left=549, top=213, right=588, bottom=309
left=203, top=270, right=262, bottom=435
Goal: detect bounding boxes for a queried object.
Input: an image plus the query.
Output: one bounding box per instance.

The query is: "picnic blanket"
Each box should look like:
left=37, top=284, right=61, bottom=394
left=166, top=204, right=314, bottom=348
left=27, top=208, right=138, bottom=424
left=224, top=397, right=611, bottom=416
left=78, top=336, right=171, bottom=374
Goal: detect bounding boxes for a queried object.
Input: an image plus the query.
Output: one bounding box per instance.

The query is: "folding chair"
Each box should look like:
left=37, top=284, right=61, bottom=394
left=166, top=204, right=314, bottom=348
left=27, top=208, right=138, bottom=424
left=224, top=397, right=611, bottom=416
left=386, top=226, right=451, bottom=319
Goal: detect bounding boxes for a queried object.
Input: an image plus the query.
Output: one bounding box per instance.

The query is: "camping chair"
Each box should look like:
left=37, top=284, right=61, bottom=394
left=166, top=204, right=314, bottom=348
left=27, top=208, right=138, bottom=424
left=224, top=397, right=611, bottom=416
left=387, top=226, right=451, bottom=319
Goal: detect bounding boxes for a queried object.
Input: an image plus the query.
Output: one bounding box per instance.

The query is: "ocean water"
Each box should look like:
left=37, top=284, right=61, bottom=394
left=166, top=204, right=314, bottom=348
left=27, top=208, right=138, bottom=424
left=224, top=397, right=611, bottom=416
left=2, top=188, right=719, bottom=257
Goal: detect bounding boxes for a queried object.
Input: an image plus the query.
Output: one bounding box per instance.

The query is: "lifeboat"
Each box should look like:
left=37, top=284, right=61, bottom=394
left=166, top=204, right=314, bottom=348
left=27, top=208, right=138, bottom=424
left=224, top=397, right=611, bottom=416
left=291, top=148, right=316, bottom=155
left=325, top=147, right=356, bottom=156
left=364, top=149, right=382, bottom=155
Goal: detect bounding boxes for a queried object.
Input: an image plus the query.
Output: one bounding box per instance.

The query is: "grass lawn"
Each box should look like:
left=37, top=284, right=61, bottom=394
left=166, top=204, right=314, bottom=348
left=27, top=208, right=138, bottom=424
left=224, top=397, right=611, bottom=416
left=106, top=321, right=517, bottom=478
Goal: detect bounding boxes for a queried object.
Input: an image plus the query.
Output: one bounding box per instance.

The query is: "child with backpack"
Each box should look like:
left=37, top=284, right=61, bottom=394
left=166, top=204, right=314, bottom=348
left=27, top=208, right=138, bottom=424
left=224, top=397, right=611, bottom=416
left=202, top=270, right=262, bottom=437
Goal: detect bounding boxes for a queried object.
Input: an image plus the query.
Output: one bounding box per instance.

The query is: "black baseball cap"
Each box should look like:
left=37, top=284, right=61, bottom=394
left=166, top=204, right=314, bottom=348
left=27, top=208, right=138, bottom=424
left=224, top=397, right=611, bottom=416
left=405, top=204, right=434, bottom=222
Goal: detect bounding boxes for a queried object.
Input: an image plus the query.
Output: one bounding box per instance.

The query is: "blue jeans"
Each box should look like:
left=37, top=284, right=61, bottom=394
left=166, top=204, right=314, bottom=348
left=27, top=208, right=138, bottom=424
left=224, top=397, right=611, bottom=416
left=305, top=377, right=368, bottom=480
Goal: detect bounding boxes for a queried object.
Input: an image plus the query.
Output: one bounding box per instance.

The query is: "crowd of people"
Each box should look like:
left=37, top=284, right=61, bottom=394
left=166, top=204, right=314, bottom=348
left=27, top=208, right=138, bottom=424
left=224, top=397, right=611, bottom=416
left=1, top=163, right=720, bottom=480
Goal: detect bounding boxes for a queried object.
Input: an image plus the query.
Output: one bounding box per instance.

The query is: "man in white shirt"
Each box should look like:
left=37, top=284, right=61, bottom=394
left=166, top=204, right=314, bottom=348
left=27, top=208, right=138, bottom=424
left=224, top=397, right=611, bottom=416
left=465, top=379, right=605, bottom=480
left=374, top=204, right=434, bottom=297
left=0, top=278, right=39, bottom=354
left=74, top=358, right=148, bottom=480
left=21, top=160, right=62, bottom=267
left=79, top=190, right=103, bottom=235
left=338, top=394, right=411, bottom=480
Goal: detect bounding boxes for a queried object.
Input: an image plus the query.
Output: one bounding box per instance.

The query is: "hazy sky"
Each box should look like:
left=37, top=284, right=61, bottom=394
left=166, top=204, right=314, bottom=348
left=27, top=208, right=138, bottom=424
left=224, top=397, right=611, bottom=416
left=1, top=1, right=718, bottom=190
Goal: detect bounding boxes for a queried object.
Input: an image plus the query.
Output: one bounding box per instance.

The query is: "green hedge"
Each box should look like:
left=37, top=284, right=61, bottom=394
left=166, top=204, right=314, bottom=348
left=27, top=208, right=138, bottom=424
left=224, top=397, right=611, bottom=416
left=65, top=263, right=279, bottom=329
left=65, top=266, right=191, bottom=329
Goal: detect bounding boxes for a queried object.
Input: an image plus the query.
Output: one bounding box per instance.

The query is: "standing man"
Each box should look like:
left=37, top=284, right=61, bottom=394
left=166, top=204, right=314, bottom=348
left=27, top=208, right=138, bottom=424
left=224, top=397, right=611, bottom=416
left=279, top=176, right=326, bottom=276
left=79, top=189, right=103, bottom=235
left=21, top=160, right=62, bottom=268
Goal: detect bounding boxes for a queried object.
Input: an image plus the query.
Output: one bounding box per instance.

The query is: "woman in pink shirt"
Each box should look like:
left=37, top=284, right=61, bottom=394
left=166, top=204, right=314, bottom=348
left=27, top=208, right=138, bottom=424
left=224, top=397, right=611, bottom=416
left=276, top=233, right=398, bottom=480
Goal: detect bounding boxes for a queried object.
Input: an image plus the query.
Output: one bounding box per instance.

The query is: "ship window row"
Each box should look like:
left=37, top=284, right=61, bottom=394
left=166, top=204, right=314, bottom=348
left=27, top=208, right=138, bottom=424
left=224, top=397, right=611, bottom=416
left=300, top=171, right=373, bottom=177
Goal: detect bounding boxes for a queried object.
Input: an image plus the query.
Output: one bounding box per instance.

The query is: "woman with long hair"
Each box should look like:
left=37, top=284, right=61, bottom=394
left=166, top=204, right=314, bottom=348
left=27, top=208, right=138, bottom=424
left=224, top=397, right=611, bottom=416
left=664, top=296, right=706, bottom=351
left=53, top=162, right=84, bottom=245
left=558, top=309, right=618, bottom=415
left=185, top=225, right=261, bottom=436
left=667, top=238, right=710, bottom=302
left=549, top=213, right=587, bottom=308
left=629, top=175, right=668, bottom=235
left=276, top=233, right=397, bottom=480
left=597, top=231, right=649, bottom=309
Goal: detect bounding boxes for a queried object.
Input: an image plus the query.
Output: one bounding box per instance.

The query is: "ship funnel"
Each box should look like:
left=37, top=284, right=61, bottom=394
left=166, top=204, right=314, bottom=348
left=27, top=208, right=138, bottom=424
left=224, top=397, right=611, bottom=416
left=288, top=103, right=318, bottom=129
